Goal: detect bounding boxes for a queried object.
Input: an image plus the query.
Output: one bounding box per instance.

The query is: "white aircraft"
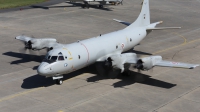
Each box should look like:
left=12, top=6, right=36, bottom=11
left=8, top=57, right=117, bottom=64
left=68, top=0, right=123, bottom=8
left=16, top=0, right=199, bottom=85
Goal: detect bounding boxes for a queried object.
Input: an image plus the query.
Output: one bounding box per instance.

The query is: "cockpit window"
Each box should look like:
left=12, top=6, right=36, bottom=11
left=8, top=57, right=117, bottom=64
left=43, top=52, right=65, bottom=63
left=58, top=56, right=64, bottom=61
left=58, top=52, right=65, bottom=61
left=51, top=56, right=57, bottom=61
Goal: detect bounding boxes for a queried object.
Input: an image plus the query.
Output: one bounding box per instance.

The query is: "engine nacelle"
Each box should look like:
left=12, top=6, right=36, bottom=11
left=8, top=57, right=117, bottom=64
left=136, top=56, right=162, bottom=71
left=28, top=38, right=57, bottom=50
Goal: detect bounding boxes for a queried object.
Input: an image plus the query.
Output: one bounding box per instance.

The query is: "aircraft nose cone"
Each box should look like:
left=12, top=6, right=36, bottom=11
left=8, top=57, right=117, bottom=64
left=37, top=62, right=51, bottom=76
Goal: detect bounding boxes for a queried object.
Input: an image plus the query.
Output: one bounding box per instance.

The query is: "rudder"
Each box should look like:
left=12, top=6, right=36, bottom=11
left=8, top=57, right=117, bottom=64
left=127, top=0, right=150, bottom=28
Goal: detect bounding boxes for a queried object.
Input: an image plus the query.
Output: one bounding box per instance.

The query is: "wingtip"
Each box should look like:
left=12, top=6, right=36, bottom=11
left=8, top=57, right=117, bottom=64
left=15, top=36, right=20, bottom=39
left=113, top=19, right=121, bottom=22
left=189, top=65, right=199, bottom=69
left=159, top=21, right=163, bottom=24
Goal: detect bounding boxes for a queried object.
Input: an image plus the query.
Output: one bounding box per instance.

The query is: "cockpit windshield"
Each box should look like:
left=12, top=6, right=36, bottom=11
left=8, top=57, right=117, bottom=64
left=51, top=56, right=58, bottom=61
left=58, top=52, right=64, bottom=61
left=58, top=56, right=64, bottom=61
left=43, top=52, right=65, bottom=63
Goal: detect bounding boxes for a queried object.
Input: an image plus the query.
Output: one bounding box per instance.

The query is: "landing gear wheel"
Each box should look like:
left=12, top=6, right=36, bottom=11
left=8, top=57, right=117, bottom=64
left=98, top=5, right=103, bottom=8
left=81, top=5, right=85, bottom=8
left=86, top=4, right=89, bottom=9
left=56, top=79, right=63, bottom=85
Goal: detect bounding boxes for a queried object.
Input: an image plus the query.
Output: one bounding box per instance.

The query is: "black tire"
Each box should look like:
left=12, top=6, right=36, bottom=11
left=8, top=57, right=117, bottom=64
left=56, top=79, right=63, bottom=85
left=99, top=5, right=103, bottom=8
left=81, top=5, right=85, bottom=8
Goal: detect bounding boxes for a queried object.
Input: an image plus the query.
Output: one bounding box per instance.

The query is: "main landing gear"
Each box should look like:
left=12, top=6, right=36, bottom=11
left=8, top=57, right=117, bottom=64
left=98, top=5, right=103, bottom=8
left=56, top=79, right=63, bottom=85
left=82, top=1, right=90, bottom=9
left=53, top=75, right=63, bottom=85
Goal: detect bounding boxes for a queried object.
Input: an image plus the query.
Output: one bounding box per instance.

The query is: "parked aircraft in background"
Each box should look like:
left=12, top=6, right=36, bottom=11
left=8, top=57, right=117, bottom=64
left=68, top=0, right=123, bottom=8
left=15, top=0, right=199, bottom=85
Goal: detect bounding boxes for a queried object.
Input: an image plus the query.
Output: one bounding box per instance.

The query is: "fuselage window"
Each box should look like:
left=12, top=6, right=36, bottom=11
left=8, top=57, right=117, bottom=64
left=116, top=45, right=118, bottom=49
left=65, top=56, right=67, bottom=59
left=58, top=56, right=64, bottom=61
left=78, top=55, right=80, bottom=59
left=51, top=56, right=57, bottom=62
left=130, top=38, right=132, bottom=42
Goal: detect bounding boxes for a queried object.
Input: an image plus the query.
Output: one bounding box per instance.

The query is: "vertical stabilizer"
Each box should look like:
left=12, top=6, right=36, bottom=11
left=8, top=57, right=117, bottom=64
left=127, top=0, right=150, bottom=28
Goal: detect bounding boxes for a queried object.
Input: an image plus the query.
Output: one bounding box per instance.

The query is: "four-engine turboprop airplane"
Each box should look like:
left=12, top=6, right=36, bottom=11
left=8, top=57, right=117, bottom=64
left=15, top=0, right=199, bottom=85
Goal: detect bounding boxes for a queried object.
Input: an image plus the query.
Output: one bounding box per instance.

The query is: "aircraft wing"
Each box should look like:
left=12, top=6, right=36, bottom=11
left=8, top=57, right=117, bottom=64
left=15, top=35, right=62, bottom=51
left=16, top=35, right=32, bottom=42
left=155, top=61, right=199, bottom=69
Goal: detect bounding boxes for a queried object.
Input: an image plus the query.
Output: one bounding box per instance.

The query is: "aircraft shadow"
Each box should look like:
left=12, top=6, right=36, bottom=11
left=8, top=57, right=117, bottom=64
left=87, top=71, right=176, bottom=89
left=30, top=2, right=113, bottom=11
left=2, top=51, right=45, bottom=70
left=21, top=64, right=97, bottom=89
left=21, top=63, right=176, bottom=89
left=4, top=51, right=174, bottom=89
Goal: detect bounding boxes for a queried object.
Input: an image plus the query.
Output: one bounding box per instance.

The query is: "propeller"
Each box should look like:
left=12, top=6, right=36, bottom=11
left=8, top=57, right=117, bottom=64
left=135, top=59, right=143, bottom=73
left=18, top=35, right=36, bottom=59
left=133, top=54, right=144, bottom=73
left=134, top=55, right=155, bottom=74
left=104, top=57, right=112, bottom=69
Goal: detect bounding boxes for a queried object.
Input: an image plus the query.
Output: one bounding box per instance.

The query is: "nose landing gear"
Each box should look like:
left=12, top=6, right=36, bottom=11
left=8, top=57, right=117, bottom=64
left=53, top=75, right=63, bottom=85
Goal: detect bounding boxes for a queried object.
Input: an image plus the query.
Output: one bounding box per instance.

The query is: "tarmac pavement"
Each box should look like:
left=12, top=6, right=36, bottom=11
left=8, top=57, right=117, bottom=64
left=0, top=0, right=200, bottom=112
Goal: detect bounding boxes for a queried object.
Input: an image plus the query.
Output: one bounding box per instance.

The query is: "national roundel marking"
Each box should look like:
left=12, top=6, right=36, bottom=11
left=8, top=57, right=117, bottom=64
left=121, top=43, right=125, bottom=49
left=171, top=62, right=179, bottom=65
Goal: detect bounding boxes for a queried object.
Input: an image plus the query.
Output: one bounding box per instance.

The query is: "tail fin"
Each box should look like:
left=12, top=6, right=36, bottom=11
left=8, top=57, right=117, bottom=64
left=127, top=0, right=150, bottom=28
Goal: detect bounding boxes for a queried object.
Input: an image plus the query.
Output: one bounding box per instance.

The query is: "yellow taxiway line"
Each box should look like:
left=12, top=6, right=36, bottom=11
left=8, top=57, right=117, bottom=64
left=0, top=87, right=43, bottom=102
left=153, top=32, right=188, bottom=55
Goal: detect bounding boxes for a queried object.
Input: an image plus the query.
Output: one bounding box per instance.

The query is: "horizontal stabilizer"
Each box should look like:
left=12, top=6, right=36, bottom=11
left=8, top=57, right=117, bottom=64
left=113, top=19, right=131, bottom=26
left=147, top=27, right=181, bottom=30
left=155, top=61, right=199, bottom=69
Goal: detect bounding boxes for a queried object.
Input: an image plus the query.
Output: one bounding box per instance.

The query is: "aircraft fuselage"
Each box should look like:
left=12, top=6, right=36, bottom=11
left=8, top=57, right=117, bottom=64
left=37, top=27, right=147, bottom=77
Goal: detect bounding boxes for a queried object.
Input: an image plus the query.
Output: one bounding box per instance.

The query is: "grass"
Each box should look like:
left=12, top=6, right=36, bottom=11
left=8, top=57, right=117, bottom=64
left=0, top=0, right=47, bottom=9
